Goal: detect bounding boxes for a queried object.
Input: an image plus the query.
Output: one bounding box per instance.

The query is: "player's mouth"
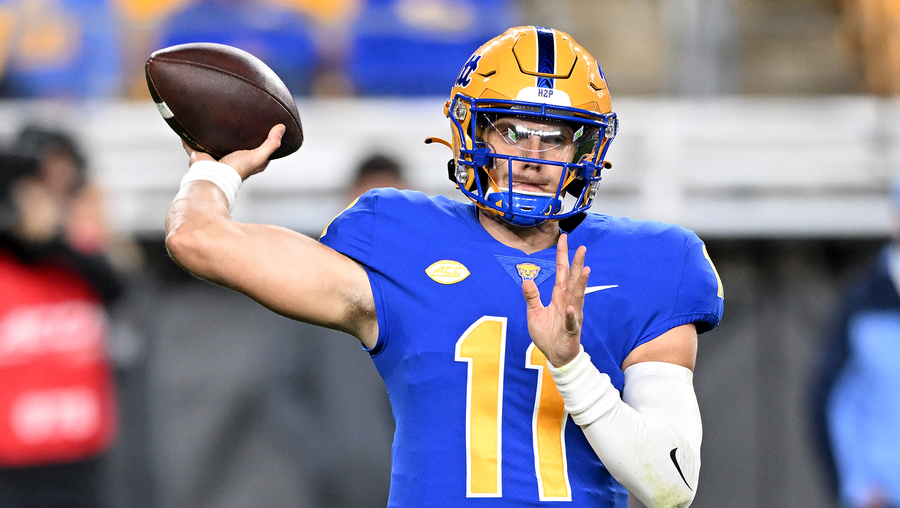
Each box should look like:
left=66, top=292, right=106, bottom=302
left=507, top=178, right=553, bottom=193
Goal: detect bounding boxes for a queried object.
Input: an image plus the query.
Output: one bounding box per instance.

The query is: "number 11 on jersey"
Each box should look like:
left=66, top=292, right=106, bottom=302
left=455, top=316, right=572, bottom=501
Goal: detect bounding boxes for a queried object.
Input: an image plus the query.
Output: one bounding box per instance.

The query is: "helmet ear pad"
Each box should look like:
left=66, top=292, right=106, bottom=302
left=565, top=178, right=586, bottom=199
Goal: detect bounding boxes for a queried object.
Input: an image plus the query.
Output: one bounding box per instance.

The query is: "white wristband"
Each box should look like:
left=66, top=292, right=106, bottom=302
left=546, top=346, right=619, bottom=426
left=180, top=160, right=243, bottom=210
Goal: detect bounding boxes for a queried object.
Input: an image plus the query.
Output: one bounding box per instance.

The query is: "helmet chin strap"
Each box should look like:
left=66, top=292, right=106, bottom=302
left=485, top=189, right=562, bottom=227
left=483, top=163, right=563, bottom=227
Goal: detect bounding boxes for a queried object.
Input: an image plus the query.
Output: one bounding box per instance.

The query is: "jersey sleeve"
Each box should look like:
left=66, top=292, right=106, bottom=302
left=682, top=238, right=725, bottom=333
left=318, top=191, right=378, bottom=266
left=317, top=189, right=395, bottom=355
left=671, top=234, right=723, bottom=333
left=637, top=233, right=724, bottom=345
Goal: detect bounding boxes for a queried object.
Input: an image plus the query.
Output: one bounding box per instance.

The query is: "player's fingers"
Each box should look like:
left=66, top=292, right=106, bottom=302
left=569, top=265, right=590, bottom=325
left=264, top=124, right=286, bottom=150
left=566, top=245, right=586, bottom=294
left=247, top=124, right=284, bottom=175
left=249, top=124, right=285, bottom=164
left=555, top=234, right=570, bottom=289
left=221, top=124, right=284, bottom=178
left=522, top=279, right=544, bottom=312
left=574, top=266, right=590, bottom=300
left=184, top=140, right=214, bottom=165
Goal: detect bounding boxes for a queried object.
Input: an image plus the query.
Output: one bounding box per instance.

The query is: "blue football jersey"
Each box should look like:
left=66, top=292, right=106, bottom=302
left=320, top=189, right=723, bottom=507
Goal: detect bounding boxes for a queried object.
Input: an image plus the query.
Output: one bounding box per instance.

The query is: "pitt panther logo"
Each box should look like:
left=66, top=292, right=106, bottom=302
left=455, top=54, right=481, bottom=87
left=426, top=260, right=470, bottom=285
left=516, top=262, right=541, bottom=281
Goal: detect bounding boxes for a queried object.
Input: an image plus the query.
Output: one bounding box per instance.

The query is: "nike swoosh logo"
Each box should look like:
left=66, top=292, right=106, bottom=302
left=585, top=285, right=618, bottom=294
left=670, top=448, right=693, bottom=491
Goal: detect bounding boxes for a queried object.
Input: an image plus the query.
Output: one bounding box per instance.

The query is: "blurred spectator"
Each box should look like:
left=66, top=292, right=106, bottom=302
left=346, top=152, right=407, bottom=203
left=0, top=126, right=121, bottom=508
left=0, top=0, right=121, bottom=98
left=811, top=178, right=900, bottom=508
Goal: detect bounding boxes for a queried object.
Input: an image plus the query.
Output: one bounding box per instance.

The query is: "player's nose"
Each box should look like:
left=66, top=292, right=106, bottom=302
left=511, top=158, right=544, bottom=178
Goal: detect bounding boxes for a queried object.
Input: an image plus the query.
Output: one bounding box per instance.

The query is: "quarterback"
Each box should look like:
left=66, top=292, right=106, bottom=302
left=165, top=26, right=724, bottom=508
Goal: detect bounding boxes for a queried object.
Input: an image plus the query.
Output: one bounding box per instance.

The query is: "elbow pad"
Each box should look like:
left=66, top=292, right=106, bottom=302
left=548, top=349, right=702, bottom=508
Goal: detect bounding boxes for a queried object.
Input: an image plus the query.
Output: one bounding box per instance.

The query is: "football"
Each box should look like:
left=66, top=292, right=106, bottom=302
left=145, top=43, right=303, bottom=160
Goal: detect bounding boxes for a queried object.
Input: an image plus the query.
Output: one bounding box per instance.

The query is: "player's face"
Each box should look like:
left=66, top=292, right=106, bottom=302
left=483, top=116, right=577, bottom=194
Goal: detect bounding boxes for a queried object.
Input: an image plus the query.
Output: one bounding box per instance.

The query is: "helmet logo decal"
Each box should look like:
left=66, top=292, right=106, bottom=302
left=535, top=27, right=556, bottom=89
left=595, top=59, right=607, bottom=82
left=455, top=54, right=482, bottom=88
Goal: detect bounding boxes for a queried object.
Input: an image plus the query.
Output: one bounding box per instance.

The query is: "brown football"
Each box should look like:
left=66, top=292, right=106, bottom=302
left=145, top=43, right=303, bottom=160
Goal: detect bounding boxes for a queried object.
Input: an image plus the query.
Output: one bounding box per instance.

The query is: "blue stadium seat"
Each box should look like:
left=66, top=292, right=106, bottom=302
left=156, top=0, right=319, bottom=96
left=348, top=0, right=517, bottom=97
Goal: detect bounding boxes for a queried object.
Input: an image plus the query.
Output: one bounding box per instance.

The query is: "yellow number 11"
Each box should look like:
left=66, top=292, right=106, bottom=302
left=454, top=316, right=572, bottom=501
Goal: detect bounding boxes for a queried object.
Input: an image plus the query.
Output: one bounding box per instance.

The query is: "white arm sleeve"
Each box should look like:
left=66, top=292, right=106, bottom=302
left=547, top=349, right=702, bottom=508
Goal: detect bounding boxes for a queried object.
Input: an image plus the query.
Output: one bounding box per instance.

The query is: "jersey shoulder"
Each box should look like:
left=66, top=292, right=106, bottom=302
left=581, top=213, right=724, bottom=334
left=319, top=188, right=469, bottom=263
left=577, top=213, right=699, bottom=251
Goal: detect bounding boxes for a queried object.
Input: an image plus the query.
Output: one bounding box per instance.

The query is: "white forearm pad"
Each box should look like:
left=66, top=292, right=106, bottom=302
left=180, top=160, right=243, bottom=210
left=548, top=353, right=702, bottom=508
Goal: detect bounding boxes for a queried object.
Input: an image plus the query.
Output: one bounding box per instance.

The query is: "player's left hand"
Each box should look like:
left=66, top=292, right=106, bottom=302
left=522, top=234, right=590, bottom=368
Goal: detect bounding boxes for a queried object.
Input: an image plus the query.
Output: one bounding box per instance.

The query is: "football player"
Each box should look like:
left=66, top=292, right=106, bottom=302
left=165, top=26, right=724, bottom=508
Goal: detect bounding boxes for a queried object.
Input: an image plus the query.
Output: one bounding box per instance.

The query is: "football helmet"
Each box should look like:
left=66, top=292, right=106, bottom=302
left=437, top=26, right=617, bottom=227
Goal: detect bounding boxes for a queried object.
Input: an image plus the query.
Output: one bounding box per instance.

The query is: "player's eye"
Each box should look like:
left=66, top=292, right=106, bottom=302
left=545, top=134, right=568, bottom=145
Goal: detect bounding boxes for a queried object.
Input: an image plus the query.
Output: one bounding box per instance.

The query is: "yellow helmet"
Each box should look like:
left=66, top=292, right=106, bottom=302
left=440, top=26, right=617, bottom=226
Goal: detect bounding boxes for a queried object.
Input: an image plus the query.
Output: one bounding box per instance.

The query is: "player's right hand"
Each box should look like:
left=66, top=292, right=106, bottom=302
left=522, top=234, right=590, bottom=368
left=183, top=124, right=285, bottom=180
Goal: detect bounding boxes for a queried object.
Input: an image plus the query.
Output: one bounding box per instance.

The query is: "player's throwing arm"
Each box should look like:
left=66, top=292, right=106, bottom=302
left=150, top=44, right=379, bottom=347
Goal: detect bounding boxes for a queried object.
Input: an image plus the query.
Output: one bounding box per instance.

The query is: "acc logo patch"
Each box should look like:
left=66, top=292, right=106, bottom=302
left=426, top=260, right=470, bottom=285
left=516, top=262, right=541, bottom=281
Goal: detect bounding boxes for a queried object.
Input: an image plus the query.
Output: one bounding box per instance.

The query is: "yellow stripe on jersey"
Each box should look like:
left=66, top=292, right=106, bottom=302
left=702, top=244, right=724, bottom=299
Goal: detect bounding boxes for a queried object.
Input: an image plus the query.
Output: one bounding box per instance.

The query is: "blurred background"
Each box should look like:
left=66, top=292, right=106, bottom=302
left=0, top=0, right=895, bottom=507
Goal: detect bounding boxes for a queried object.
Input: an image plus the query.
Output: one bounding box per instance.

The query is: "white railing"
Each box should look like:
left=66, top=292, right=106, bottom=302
left=2, top=96, right=897, bottom=237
